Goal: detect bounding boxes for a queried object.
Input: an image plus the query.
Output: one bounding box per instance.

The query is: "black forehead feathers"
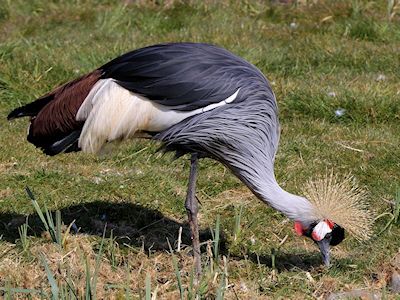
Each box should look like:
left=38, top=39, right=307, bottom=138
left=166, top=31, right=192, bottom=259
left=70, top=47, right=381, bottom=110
left=330, top=224, right=345, bottom=246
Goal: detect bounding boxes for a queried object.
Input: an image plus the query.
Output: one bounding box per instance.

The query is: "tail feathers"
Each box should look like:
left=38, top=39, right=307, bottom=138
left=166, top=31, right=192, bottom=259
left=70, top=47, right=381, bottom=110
left=7, top=94, right=54, bottom=120
left=9, top=70, right=102, bottom=155
left=7, top=71, right=100, bottom=121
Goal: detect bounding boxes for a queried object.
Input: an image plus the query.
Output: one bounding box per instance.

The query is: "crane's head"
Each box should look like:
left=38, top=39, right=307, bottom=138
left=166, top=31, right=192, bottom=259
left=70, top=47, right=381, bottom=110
left=295, top=172, right=372, bottom=267
left=294, top=219, right=345, bottom=266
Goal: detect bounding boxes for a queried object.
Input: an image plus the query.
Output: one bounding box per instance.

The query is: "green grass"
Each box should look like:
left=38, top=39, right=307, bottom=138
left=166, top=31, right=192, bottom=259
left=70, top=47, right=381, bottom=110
left=0, top=0, right=400, bottom=298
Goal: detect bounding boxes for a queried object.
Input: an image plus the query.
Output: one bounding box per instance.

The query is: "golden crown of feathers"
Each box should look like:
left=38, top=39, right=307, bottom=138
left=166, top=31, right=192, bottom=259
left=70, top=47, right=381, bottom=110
left=302, top=172, right=373, bottom=241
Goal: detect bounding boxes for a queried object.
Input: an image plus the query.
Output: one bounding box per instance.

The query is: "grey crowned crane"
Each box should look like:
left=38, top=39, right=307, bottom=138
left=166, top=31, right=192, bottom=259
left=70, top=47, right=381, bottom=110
left=8, top=42, right=371, bottom=276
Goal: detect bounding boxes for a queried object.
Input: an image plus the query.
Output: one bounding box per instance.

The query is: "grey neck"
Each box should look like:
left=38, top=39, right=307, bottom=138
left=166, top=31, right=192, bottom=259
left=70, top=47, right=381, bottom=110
left=256, top=178, right=318, bottom=226
left=228, top=158, right=318, bottom=226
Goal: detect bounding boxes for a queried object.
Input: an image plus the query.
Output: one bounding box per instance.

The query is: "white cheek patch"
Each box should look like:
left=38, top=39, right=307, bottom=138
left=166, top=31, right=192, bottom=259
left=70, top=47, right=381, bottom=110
left=312, top=221, right=333, bottom=241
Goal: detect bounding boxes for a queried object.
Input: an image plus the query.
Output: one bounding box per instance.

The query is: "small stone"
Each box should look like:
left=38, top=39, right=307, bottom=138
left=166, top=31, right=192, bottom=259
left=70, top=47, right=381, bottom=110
left=101, top=168, right=112, bottom=174
left=93, top=177, right=103, bottom=184
left=376, top=74, right=386, bottom=81
left=335, top=108, right=346, bottom=117
left=327, top=289, right=381, bottom=300
left=240, top=282, right=248, bottom=292
left=306, top=272, right=315, bottom=283
left=391, top=271, right=400, bottom=293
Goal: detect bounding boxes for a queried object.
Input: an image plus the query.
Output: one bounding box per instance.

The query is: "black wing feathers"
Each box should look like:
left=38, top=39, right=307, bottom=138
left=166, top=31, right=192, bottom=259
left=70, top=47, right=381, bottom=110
left=7, top=94, right=54, bottom=120
left=100, top=43, right=257, bottom=111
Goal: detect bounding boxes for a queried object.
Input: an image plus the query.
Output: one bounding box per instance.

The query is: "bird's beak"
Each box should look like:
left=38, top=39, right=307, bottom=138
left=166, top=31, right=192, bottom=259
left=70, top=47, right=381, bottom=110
left=317, top=238, right=330, bottom=267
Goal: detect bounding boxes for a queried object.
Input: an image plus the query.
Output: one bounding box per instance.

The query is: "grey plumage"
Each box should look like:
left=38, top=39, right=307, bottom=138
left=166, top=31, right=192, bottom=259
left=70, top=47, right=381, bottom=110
left=155, top=86, right=316, bottom=224
left=155, top=82, right=280, bottom=193
left=148, top=44, right=316, bottom=224
left=9, top=42, right=343, bottom=270
left=102, top=42, right=285, bottom=209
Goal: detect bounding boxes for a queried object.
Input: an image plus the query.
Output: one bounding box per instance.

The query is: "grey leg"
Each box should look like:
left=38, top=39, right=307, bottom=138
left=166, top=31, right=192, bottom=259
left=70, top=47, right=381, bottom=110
left=185, top=153, right=201, bottom=279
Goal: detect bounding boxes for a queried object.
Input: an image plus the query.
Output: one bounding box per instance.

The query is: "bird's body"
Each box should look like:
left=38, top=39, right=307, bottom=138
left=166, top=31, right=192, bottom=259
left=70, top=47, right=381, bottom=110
left=8, top=42, right=350, bottom=271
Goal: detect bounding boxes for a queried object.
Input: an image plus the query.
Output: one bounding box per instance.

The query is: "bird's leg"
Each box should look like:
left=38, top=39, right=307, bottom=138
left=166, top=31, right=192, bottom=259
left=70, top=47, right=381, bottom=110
left=185, top=153, right=201, bottom=279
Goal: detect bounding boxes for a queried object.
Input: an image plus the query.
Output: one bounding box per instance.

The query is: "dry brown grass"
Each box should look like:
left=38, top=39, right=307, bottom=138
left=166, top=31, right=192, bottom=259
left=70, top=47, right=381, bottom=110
left=0, top=232, right=268, bottom=299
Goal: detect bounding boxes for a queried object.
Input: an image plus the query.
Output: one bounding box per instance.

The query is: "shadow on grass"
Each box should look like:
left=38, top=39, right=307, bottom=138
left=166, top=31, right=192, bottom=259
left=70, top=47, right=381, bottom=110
left=0, top=201, right=324, bottom=270
left=0, top=201, right=220, bottom=252
left=247, top=251, right=325, bottom=272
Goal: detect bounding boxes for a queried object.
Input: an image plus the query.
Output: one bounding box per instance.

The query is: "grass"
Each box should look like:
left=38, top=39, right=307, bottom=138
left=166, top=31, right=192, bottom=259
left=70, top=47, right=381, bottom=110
left=0, top=0, right=399, bottom=298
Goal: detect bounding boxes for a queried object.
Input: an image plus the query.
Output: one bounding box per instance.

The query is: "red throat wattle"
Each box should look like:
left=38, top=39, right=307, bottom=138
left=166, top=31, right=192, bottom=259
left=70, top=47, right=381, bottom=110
left=294, top=221, right=305, bottom=236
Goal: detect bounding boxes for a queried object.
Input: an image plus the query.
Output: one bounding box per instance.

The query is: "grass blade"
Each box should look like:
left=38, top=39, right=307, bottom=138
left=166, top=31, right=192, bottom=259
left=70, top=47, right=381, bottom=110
left=56, top=210, right=62, bottom=246
left=25, top=187, right=63, bottom=247
left=145, top=273, right=151, bottom=300
left=62, top=220, right=76, bottom=246
left=216, top=272, right=226, bottom=300
left=25, top=187, right=50, bottom=233
left=92, top=225, right=107, bottom=298
left=85, top=257, right=92, bottom=299
left=188, top=267, right=194, bottom=300
left=214, top=215, right=220, bottom=263
left=171, top=255, right=184, bottom=300
left=217, top=256, right=229, bottom=300
left=18, top=217, right=29, bottom=252
left=124, top=263, right=131, bottom=299
left=44, top=204, right=57, bottom=242
left=394, top=187, right=400, bottom=223
left=233, top=206, right=243, bottom=242
left=40, top=254, right=59, bottom=300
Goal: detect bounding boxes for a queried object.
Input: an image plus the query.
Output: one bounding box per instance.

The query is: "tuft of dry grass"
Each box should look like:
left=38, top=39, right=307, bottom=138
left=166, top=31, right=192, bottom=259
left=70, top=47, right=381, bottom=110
left=0, top=233, right=267, bottom=299
left=302, top=171, right=373, bottom=241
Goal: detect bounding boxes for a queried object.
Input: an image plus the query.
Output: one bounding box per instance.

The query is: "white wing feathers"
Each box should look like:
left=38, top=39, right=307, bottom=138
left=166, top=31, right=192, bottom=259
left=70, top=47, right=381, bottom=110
left=76, top=79, right=239, bottom=154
